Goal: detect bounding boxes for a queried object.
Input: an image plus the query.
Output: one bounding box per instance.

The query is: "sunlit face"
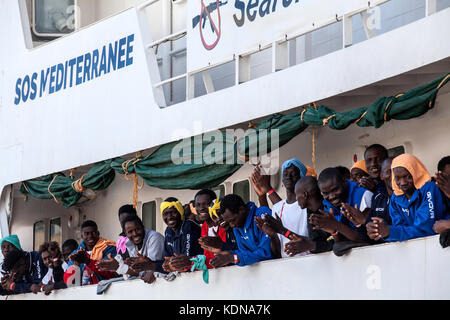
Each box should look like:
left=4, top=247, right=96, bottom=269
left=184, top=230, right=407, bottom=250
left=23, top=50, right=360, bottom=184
left=282, top=165, right=301, bottom=191
left=393, top=167, right=415, bottom=197
left=365, top=148, right=387, bottom=180
left=81, top=226, right=100, bottom=249
left=318, top=177, right=347, bottom=208
left=124, top=220, right=145, bottom=246
left=194, top=194, right=213, bottom=223
left=162, top=207, right=182, bottom=230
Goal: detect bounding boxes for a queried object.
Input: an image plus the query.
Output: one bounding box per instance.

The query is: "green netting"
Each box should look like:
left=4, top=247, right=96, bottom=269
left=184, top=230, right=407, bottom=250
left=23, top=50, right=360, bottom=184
left=19, top=73, right=449, bottom=207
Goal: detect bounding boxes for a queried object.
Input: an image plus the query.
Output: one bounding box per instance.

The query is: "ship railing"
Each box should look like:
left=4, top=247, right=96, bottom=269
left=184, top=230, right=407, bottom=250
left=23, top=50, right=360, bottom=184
left=139, top=0, right=441, bottom=107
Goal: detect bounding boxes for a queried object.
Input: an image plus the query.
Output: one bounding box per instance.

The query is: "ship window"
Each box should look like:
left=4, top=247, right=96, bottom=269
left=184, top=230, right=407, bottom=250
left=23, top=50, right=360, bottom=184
left=50, top=217, right=62, bottom=244
left=33, top=220, right=45, bottom=251
left=212, top=185, right=225, bottom=200
left=233, top=180, right=250, bottom=204
left=32, top=0, right=76, bottom=38
left=388, top=146, right=405, bottom=158
left=142, top=201, right=156, bottom=231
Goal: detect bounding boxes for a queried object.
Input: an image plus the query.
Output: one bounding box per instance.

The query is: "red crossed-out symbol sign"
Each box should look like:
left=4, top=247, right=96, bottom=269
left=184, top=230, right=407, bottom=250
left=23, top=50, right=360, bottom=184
left=199, top=0, right=222, bottom=50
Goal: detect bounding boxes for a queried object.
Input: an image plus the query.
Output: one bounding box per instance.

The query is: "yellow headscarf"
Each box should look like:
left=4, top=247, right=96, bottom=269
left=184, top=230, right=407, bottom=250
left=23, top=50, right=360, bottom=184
left=160, top=200, right=185, bottom=220
left=209, top=199, right=221, bottom=220
left=391, top=154, right=431, bottom=196
left=350, top=160, right=368, bottom=173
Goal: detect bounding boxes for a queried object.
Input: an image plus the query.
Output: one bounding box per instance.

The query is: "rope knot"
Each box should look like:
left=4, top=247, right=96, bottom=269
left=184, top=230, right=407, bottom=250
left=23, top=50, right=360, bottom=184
left=322, top=114, right=336, bottom=126
left=71, top=174, right=87, bottom=193
left=122, top=152, right=145, bottom=208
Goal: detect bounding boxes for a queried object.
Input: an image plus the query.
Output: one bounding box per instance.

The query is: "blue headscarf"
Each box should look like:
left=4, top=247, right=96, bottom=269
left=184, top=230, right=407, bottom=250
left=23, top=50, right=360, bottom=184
left=281, top=158, right=307, bottom=177
left=0, top=235, right=22, bottom=251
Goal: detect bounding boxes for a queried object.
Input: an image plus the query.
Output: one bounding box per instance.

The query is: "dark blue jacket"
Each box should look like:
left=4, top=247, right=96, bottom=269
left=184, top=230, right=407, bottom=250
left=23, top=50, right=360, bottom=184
left=387, top=181, right=448, bottom=242
left=13, top=251, right=47, bottom=294
left=369, top=187, right=392, bottom=224
left=231, top=202, right=273, bottom=266
left=156, top=219, right=202, bottom=273
left=222, top=228, right=238, bottom=251
left=163, top=218, right=203, bottom=258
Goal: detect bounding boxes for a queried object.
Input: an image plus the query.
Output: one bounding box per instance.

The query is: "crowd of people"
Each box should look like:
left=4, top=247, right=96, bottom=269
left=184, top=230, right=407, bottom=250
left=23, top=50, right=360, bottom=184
left=1, top=144, right=449, bottom=296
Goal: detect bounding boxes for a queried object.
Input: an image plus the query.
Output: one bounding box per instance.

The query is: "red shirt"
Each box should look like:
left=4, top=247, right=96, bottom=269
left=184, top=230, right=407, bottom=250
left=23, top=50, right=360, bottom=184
left=201, top=222, right=226, bottom=269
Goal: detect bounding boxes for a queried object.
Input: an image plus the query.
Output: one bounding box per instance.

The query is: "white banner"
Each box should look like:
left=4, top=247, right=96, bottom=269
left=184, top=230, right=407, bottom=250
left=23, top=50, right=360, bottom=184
left=187, top=0, right=375, bottom=72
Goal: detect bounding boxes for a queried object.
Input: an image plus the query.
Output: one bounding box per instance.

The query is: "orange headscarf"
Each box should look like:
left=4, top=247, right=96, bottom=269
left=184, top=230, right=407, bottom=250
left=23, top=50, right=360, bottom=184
left=350, top=160, right=368, bottom=173
left=306, top=166, right=317, bottom=178
left=90, top=237, right=117, bottom=261
left=391, top=154, right=431, bottom=196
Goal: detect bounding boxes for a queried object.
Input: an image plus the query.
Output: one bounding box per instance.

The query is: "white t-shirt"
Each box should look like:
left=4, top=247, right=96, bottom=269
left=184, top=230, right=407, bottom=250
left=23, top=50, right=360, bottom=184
left=42, top=268, right=53, bottom=285
left=208, top=226, right=219, bottom=237
left=271, top=200, right=309, bottom=258
left=41, top=262, right=69, bottom=285
left=359, top=190, right=373, bottom=212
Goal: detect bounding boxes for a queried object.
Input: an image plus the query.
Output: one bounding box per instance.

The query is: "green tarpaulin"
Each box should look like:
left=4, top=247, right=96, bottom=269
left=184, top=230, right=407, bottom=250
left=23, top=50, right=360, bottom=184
left=20, top=73, right=449, bottom=207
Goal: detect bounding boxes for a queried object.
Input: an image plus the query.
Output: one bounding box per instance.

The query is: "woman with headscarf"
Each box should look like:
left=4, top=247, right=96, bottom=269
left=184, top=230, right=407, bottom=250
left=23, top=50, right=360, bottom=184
left=369, top=154, right=448, bottom=242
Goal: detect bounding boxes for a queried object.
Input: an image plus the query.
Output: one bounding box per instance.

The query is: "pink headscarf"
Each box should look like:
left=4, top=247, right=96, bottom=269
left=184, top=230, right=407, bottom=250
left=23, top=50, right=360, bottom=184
left=116, top=236, right=128, bottom=254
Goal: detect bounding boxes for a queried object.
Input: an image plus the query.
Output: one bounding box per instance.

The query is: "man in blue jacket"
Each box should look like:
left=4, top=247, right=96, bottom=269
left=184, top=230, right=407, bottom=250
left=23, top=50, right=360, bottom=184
left=210, top=194, right=273, bottom=267
left=311, top=167, right=373, bottom=243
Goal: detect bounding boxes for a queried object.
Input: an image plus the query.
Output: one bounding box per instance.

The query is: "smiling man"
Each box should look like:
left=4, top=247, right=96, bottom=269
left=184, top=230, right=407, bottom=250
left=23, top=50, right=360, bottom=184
left=158, top=197, right=203, bottom=273
left=96, top=215, right=164, bottom=283
left=194, top=189, right=229, bottom=269
left=64, top=220, right=117, bottom=285
left=360, top=144, right=389, bottom=193
left=314, top=167, right=373, bottom=243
